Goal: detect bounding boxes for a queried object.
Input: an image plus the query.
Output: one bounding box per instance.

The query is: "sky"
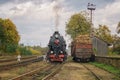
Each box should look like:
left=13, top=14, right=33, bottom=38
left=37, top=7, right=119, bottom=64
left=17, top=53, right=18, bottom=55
left=0, top=0, right=120, bottom=47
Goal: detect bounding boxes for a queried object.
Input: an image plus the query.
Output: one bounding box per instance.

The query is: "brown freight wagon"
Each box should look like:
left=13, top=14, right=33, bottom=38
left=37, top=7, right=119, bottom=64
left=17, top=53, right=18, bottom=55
left=71, top=35, right=95, bottom=62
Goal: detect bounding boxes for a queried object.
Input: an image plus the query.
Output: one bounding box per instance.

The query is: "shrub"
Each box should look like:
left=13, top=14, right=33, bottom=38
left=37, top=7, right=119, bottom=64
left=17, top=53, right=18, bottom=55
left=19, top=47, right=32, bottom=55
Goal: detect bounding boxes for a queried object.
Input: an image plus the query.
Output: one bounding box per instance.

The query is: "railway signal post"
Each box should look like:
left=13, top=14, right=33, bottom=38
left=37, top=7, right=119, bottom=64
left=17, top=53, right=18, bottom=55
left=87, top=3, right=96, bottom=37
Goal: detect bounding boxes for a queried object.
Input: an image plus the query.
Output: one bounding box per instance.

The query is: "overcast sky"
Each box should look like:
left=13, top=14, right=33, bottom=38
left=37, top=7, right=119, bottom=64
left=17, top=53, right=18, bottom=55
left=0, top=0, right=120, bottom=47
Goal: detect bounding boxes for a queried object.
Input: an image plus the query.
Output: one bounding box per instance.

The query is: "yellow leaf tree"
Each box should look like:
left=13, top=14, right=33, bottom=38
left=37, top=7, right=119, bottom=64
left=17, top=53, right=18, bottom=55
left=0, top=18, right=20, bottom=53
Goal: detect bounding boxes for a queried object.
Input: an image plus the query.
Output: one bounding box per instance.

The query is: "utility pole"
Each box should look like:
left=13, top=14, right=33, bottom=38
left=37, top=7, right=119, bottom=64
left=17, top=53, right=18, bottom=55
left=87, top=3, right=96, bottom=37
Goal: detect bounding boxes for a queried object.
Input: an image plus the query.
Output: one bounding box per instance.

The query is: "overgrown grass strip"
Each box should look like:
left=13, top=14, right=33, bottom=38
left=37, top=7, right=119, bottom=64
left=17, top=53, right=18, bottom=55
left=90, top=62, right=120, bottom=77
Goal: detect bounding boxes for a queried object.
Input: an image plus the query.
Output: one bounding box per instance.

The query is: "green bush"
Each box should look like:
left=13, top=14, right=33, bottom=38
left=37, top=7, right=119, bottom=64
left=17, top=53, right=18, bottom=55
left=5, top=44, right=18, bottom=53
left=19, top=47, right=32, bottom=55
left=113, top=46, right=120, bottom=54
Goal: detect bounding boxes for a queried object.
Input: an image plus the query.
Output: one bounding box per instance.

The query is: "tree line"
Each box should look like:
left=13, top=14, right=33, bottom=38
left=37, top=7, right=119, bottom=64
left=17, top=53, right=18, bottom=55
left=0, top=18, right=44, bottom=56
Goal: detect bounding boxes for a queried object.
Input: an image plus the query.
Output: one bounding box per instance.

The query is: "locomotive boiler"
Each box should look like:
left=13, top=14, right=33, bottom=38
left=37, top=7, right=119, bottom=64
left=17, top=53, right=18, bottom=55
left=47, top=31, right=67, bottom=62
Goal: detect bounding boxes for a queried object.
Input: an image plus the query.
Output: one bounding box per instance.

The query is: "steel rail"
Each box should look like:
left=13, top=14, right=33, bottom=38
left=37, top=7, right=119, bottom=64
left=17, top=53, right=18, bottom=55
left=82, top=64, right=102, bottom=80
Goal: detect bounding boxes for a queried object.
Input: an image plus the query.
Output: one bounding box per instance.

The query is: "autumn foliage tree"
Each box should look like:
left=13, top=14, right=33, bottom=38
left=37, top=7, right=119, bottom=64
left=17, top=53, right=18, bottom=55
left=112, top=35, right=120, bottom=54
left=66, top=13, right=91, bottom=39
left=0, top=18, right=20, bottom=54
left=116, top=22, right=120, bottom=34
left=95, top=25, right=113, bottom=44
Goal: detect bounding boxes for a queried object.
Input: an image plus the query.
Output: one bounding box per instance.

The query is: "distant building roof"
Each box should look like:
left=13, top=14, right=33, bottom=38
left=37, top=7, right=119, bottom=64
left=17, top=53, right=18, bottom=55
left=93, top=36, right=111, bottom=46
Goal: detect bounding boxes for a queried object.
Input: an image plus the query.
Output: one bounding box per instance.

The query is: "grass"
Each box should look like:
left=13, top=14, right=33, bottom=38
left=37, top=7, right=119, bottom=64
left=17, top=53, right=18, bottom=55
left=18, top=67, right=25, bottom=75
left=90, top=62, right=120, bottom=77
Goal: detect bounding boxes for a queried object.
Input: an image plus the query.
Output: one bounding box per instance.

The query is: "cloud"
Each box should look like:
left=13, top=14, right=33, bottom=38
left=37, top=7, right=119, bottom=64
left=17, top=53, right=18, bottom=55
left=0, top=0, right=74, bottom=47
left=94, top=0, right=120, bottom=34
left=0, top=0, right=13, bottom=5
left=1, top=0, right=119, bottom=47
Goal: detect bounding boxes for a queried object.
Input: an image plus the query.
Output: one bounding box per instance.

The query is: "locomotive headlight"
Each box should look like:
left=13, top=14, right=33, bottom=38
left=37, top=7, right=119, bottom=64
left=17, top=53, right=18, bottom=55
left=60, top=51, right=63, bottom=53
left=50, top=51, right=53, bottom=54
left=55, top=34, right=58, bottom=38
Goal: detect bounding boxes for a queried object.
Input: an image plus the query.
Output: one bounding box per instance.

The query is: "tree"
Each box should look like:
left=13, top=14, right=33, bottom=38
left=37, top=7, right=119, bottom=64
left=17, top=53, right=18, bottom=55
left=116, top=22, right=120, bottom=34
left=112, top=35, right=120, bottom=54
left=0, top=18, right=20, bottom=53
left=95, top=25, right=113, bottom=43
left=66, top=12, right=91, bottom=39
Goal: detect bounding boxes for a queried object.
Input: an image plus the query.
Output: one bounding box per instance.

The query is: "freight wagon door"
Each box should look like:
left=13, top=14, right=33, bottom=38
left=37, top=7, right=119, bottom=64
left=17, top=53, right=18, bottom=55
left=75, top=43, right=93, bottom=58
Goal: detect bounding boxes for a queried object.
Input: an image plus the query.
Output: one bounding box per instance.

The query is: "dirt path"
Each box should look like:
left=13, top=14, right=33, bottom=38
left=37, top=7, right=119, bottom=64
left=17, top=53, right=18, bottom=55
left=51, top=62, right=116, bottom=80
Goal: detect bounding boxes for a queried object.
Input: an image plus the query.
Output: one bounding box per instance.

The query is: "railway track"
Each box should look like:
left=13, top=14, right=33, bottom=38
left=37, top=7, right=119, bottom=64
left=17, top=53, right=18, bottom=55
left=42, top=63, right=64, bottom=80
left=10, top=62, right=63, bottom=80
left=82, top=63, right=102, bottom=80
left=0, top=56, right=43, bottom=71
left=0, top=56, right=36, bottom=63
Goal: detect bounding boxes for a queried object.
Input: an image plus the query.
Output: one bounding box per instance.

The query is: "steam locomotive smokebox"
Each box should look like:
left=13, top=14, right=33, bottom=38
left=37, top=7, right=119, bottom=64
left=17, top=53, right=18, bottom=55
left=47, top=31, right=67, bottom=62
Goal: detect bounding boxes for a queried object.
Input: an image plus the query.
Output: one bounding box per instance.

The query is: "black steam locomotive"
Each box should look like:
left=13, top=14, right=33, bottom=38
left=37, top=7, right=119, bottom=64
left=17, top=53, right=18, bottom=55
left=47, top=31, right=67, bottom=62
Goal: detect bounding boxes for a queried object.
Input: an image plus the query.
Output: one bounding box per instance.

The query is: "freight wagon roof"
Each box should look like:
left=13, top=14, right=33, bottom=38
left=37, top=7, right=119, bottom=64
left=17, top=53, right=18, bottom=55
left=72, top=34, right=110, bottom=46
left=74, top=34, right=92, bottom=44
